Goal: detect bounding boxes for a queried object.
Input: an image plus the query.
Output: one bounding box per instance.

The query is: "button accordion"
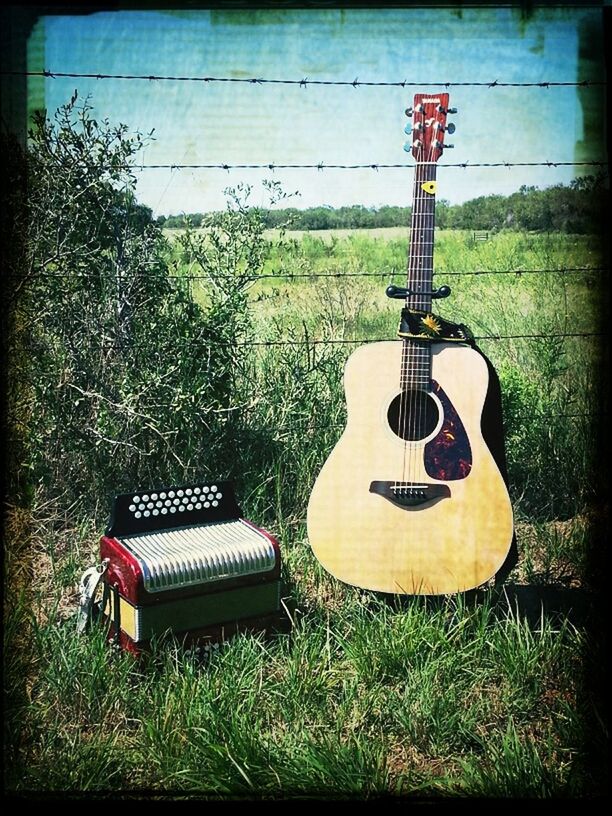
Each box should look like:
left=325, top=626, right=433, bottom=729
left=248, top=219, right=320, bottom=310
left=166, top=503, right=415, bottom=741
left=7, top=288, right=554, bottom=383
left=99, top=481, right=282, bottom=653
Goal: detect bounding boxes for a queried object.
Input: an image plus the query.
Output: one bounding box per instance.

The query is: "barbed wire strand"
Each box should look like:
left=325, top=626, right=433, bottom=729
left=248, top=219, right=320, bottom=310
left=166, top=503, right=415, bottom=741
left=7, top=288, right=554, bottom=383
left=15, top=265, right=607, bottom=281
left=37, top=157, right=608, bottom=172
left=129, top=161, right=606, bottom=170
left=4, top=70, right=606, bottom=88
left=29, top=332, right=604, bottom=351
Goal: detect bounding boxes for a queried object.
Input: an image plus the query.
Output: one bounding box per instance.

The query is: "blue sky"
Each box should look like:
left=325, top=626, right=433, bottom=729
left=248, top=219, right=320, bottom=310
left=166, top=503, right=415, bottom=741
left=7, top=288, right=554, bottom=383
left=31, top=7, right=605, bottom=216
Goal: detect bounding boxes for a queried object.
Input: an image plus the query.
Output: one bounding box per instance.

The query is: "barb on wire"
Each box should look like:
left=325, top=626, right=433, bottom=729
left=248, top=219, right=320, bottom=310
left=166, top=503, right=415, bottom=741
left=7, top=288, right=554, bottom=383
left=3, top=69, right=605, bottom=88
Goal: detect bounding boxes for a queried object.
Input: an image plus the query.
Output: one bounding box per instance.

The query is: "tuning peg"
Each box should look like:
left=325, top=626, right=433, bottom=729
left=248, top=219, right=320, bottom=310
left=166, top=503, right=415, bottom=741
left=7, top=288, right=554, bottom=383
left=444, top=143, right=455, bottom=149
left=404, top=123, right=412, bottom=135
left=446, top=123, right=456, bottom=134
left=405, top=107, right=413, bottom=117
left=404, top=140, right=422, bottom=152
left=437, top=105, right=458, bottom=115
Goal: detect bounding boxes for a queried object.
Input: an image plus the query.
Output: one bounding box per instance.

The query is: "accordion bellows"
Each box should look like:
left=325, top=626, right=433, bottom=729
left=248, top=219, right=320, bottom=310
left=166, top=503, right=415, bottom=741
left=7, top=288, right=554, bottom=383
left=100, top=481, right=282, bottom=652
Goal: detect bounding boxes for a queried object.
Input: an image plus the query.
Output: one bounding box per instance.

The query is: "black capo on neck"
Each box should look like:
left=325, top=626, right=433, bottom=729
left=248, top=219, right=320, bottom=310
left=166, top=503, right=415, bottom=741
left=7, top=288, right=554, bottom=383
left=385, top=284, right=451, bottom=300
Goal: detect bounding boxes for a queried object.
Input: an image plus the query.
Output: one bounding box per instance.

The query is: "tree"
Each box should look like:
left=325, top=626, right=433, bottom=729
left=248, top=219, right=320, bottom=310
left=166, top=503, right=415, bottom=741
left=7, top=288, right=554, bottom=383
left=18, top=94, right=265, bottom=510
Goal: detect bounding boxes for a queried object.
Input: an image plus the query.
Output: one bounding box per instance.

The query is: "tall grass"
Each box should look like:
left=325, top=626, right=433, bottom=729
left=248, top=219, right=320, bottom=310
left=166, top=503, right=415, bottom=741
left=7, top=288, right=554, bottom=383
left=4, top=553, right=594, bottom=796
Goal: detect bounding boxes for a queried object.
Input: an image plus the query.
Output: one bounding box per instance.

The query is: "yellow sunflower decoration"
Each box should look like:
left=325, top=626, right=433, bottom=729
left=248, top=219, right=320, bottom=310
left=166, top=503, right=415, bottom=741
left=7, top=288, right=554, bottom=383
left=420, top=313, right=442, bottom=337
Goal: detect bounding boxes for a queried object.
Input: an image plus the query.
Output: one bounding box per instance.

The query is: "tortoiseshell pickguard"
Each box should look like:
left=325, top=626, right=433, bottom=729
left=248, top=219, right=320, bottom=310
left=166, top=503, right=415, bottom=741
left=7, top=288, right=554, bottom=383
left=424, top=380, right=472, bottom=481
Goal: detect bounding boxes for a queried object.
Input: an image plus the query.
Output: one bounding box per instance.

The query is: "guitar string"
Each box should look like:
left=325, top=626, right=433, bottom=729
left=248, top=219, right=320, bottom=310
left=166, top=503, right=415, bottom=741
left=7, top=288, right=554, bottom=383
left=407, top=107, right=428, bottom=490
left=411, top=153, right=426, bottom=485
left=397, top=135, right=418, bottom=494
left=406, top=107, right=424, bottom=490
left=416, top=126, right=436, bottom=487
left=412, top=117, right=431, bottom=487
left=425, top=130, right=439, bottom=479
left=409, top=107, right=430, bottom=488
left=398, top=106, right=418, bottom=493
left=415, top=109, right=441, bottom=488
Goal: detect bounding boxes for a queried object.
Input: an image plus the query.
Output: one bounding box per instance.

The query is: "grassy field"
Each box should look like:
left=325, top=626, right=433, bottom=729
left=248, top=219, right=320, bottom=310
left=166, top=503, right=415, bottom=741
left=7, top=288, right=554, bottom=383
left=5, top=228, right=606, bottom=797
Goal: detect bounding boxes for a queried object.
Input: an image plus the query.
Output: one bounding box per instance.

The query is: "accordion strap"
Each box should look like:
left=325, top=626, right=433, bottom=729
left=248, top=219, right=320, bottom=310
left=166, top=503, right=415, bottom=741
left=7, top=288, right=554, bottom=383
left=76, top=559, right=109, bottom=634
left=398, top=308, right=474, bottom=345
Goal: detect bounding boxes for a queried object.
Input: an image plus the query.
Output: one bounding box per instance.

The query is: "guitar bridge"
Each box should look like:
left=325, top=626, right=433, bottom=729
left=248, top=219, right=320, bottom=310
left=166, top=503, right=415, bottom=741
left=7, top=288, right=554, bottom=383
left=369, top=481, right=451, bottom=508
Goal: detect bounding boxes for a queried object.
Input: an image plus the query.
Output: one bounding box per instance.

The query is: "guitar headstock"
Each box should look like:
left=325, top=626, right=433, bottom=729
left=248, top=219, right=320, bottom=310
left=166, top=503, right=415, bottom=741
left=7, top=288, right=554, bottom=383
left=404, top=92, right=456, bottom=162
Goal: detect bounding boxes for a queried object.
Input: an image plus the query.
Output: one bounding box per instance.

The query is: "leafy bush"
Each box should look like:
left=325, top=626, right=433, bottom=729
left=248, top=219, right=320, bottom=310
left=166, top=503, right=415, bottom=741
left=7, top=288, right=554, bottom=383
left=18, top=96, right=266, bottom=510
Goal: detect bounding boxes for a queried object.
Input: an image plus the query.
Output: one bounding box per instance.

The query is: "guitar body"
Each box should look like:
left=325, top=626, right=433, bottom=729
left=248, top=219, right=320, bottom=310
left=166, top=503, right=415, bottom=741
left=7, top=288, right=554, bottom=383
left=307, top=341, right=514, bottom=595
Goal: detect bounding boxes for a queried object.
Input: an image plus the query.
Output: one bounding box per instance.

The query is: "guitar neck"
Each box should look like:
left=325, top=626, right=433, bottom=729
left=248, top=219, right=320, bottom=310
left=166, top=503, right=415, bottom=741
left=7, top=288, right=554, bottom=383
left=399, top=91, right=453, bottom=392
left=407, top=162, right=437, bottom=313
left=402, top=161, right=437, bottom=390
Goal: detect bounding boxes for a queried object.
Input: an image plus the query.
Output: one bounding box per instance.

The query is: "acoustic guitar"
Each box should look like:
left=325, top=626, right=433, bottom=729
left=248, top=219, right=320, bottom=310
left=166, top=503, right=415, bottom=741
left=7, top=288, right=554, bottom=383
left=307, top=93, right=514, bottom=595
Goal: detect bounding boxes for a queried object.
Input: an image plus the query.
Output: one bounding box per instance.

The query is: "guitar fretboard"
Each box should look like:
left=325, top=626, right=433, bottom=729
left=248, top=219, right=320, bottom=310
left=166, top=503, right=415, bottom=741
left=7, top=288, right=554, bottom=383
left=401, top=161, right=437, bottom=390
left=407, top=162, right=437, bottom=314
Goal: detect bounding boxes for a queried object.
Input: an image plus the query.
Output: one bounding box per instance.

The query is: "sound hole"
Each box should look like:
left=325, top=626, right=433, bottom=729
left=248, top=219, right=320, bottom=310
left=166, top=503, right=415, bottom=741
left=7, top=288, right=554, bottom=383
left=387, top=390, right=439, bottom=441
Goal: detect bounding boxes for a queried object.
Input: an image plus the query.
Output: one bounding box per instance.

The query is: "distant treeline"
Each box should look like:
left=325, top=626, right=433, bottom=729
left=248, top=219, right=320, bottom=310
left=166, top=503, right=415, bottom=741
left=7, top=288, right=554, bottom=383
left=158, top=175, right=608, bottom=234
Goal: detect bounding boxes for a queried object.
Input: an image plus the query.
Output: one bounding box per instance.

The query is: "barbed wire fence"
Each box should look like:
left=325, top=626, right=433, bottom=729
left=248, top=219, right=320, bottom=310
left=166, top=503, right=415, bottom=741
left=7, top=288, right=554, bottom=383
left=7, top=66, right=609, bottom=445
